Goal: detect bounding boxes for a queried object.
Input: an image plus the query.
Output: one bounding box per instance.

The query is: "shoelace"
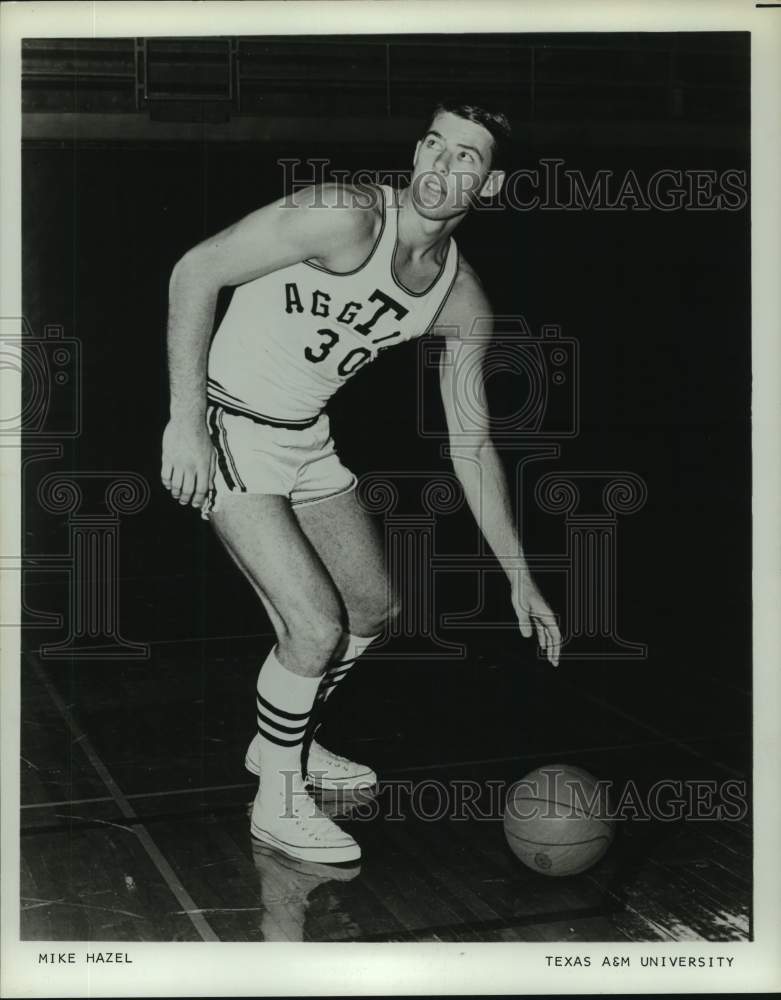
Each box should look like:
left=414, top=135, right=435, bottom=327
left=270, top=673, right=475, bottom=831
left=309, top=743, right=354, bottom=770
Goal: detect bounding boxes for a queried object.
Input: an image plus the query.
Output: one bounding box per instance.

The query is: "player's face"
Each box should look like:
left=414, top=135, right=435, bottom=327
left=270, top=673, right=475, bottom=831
left=410, top=111, right=503, bottom=220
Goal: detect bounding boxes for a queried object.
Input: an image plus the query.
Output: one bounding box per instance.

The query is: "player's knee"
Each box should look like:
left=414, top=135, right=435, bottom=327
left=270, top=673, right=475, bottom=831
left=350, top=591, right=401, bottom=636
left=287, top=611, right=345, bottom=659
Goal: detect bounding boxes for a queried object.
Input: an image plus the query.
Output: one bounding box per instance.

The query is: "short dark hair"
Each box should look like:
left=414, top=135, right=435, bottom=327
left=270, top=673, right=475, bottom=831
left=428, top=101, right=512, bottom=170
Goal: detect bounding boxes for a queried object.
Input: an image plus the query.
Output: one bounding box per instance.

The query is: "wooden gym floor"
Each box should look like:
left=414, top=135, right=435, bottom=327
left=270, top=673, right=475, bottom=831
left=20, top=613, right=751, bottom=944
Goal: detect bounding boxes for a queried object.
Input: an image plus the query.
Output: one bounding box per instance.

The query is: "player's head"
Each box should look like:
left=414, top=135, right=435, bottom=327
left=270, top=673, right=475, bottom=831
left=410, top=101, right=511, bottom=220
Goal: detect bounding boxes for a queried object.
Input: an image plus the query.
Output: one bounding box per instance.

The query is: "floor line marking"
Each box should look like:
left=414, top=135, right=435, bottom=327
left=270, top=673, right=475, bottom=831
left=20, top=731, right=747, bottom=815
left=381, top=733, right=748, bottom=776
left=23, top=629, right=275, bottom=650
left=21, top=781, right=256, bottom=811
left=29, top=658, right=220, bottom=943
left=551, top=682, right=746, bottom=778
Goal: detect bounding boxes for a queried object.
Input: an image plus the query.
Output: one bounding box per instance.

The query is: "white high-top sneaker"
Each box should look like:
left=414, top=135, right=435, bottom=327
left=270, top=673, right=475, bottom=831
left=245, top=730, right=377, bottom=792
left=250, top=770, right=361, bottom=863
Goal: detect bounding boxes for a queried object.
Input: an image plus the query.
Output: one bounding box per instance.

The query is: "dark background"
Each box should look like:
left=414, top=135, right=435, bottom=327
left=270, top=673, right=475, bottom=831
left=21, top=33, right=751, bottom=774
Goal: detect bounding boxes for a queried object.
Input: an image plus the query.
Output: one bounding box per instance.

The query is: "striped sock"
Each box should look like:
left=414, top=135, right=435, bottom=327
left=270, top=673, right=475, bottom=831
left=255, top=646, right=322, bottom=801
left=317, top=632, right=381, bottom=706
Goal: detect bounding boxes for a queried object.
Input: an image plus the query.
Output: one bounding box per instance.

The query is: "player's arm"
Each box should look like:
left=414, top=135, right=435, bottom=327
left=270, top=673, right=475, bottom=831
left=435, top=267, right=560, bottom=666
left=161, top=185, right=375, bottom=509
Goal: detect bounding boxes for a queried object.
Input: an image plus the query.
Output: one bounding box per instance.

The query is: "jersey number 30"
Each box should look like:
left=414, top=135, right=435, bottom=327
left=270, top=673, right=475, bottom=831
left=304, top=328, right=372, bottom=377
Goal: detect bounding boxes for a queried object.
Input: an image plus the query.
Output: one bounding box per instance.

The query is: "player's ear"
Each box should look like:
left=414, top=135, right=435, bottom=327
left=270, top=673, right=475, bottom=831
left=413, top=139, right=421, bottom=166
left=480, top=170, right=505, bottom=199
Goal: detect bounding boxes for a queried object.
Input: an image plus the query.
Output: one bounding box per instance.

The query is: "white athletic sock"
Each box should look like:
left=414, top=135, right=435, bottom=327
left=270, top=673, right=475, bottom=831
left=255, top=646, right=321, bottom=811
left=317, top=631, right=381, bottom=706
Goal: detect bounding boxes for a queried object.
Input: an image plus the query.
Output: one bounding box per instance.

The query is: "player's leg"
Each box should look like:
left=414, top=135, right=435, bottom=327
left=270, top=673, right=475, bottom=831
left=211, top=493, right=346, bottom=676
left=296, top=486, right=398, bottom=699
left=234, top=412, right=393, bottom=793
left=242, top=487, right=395, bottom=790
left=217, top=526, right=289, bottom=642
left=209, top=493, right=358, bottom=861
left=294, top=487, right=399, bottom=790
left=294, top=486, right=399, bottom=641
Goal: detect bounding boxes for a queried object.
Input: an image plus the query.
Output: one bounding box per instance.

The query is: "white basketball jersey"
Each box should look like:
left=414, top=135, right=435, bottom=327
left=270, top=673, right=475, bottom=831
left=207, top=184, right=459, bottom=426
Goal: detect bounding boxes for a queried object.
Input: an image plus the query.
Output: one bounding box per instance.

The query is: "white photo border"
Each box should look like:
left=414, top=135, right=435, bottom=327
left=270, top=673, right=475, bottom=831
left=1, top=1, right=778, bottom=995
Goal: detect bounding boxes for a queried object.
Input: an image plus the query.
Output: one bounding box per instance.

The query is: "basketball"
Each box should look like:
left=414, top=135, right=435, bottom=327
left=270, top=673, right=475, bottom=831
left=503, top=764, right=614, bottom=876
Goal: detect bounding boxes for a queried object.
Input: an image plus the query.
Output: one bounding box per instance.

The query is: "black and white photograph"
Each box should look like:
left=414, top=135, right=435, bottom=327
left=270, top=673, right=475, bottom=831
left=1, top=1, right=779, bottom=995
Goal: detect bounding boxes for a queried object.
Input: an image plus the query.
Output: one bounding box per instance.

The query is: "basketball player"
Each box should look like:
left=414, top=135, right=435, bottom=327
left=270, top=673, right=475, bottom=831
left=161, top=103, right=561, bottom=863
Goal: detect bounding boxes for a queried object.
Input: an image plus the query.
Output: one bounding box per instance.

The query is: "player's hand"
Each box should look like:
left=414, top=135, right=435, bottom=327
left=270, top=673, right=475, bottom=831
left=511, top=577, right=561, bottom=667
left=160, top=418, right=216, bottom=510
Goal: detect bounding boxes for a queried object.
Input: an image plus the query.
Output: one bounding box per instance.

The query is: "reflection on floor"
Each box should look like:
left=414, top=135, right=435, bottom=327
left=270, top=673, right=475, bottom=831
left=20, top=636, right=751, bottom=943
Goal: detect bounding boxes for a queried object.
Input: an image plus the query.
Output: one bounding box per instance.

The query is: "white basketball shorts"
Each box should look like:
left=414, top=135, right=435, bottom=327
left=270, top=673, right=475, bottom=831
left=200, top=403, right=357, bottom=521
